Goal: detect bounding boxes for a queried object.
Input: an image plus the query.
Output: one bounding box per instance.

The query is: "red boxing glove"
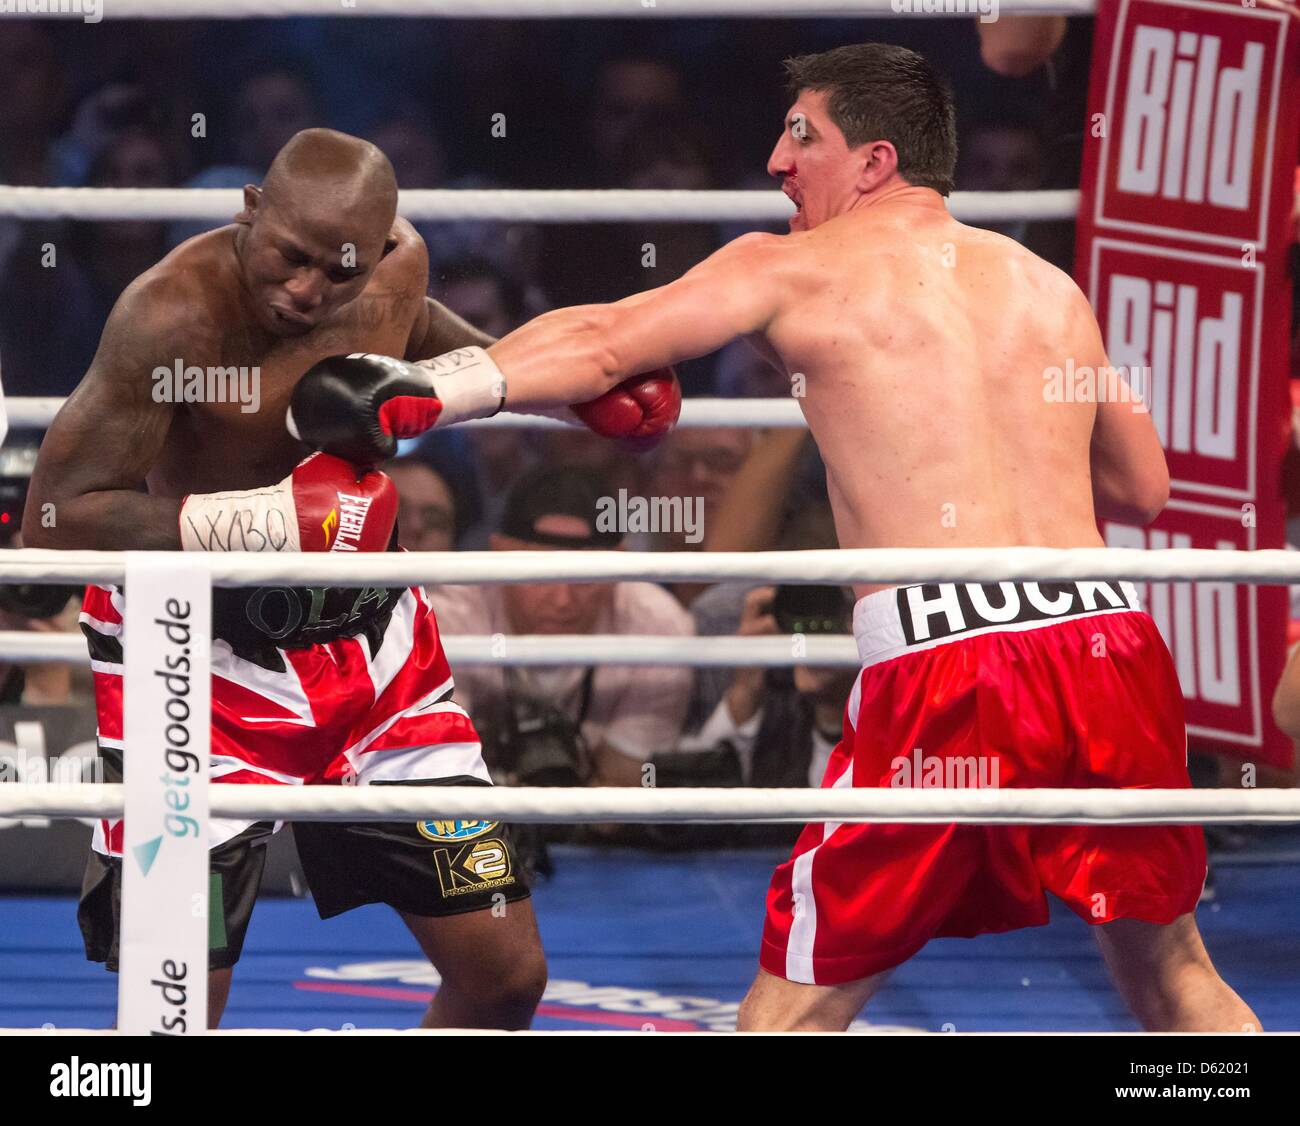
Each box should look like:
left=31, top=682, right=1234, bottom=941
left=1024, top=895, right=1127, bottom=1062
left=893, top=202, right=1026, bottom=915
left=179, top=452, right=397, bottom=553
left=571, top=367, right=681, bottom=452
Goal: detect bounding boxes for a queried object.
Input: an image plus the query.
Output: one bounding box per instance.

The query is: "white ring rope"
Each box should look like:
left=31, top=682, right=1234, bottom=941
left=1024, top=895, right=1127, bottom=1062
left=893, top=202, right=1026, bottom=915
left=4, top=396, right=807, bottom=431
left=0, top=187, right=1080, bottom=224
left=0, top=547, right=1297, bottom=588
left=26, top=0, right=1099, bottom=20
left=0, top=783, right=1293, bottom=825
left=0, top=630, right=860, bottom=667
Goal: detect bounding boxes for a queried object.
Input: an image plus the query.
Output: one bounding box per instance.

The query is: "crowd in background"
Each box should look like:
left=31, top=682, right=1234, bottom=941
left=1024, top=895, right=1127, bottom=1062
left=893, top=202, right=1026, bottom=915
left=0, top=15, right=1092, bottom=397
left=0, top=15, right=1296, bottom=866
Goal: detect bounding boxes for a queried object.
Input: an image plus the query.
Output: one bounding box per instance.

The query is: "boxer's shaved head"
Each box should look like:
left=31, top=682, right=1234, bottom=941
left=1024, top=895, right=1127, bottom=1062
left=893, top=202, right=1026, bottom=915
left=236, top=128, right=402, bottom=338
left=262, top=128, right=398, bottom=227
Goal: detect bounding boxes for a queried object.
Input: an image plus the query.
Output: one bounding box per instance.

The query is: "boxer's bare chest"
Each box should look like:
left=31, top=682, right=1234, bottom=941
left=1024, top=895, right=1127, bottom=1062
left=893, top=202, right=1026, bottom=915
left=150, top=288, right=417, bottom=496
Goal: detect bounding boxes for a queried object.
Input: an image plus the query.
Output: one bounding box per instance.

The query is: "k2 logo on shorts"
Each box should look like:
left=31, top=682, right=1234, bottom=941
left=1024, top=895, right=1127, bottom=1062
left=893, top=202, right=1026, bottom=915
left=433, top=838, right=515, bottom=897
left=416, top=819, right=498, bottom=842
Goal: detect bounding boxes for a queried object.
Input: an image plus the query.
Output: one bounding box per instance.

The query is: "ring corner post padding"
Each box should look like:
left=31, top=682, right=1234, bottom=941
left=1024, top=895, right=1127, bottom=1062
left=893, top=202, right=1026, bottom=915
left=117, top=553, right=212, bottom=1036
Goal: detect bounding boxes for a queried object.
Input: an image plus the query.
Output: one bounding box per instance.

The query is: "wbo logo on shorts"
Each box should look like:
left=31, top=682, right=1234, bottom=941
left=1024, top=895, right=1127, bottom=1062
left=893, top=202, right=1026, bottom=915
left=416, top=819, right=499, bottom=842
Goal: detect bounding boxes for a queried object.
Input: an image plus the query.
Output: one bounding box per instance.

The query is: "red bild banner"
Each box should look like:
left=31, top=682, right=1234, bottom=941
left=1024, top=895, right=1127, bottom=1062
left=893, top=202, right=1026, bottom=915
left=1074, top=0, right=1300, bottom=766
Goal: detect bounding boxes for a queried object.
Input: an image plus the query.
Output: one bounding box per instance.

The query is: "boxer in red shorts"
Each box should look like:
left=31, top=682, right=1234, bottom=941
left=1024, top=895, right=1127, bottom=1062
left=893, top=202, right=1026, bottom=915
left=301, top=42, right=1259, bottom=1031
left=760, top=578, right=1209, bottom=990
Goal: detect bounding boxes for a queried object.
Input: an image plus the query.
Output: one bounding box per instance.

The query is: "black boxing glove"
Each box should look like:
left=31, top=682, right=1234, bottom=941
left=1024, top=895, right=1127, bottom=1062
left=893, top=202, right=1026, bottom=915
left=287, top=348, right=507, bottom=466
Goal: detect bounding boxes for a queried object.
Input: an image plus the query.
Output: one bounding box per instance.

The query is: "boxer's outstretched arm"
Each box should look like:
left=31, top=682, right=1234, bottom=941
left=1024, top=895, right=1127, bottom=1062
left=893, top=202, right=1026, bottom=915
left=23, top=278, right=193, bottom=550
left=489, top=234, right=787, bottom=411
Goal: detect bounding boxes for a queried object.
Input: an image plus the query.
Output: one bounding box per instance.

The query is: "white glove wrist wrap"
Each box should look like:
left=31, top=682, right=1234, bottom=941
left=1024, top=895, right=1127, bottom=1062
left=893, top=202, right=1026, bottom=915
left=411, top=346, right=507, bottom=425
left=179, top=483, right=301, bottom=552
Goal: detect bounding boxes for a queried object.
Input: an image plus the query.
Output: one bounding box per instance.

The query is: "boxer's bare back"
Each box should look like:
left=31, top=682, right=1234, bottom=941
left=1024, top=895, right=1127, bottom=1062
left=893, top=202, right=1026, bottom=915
left=494, top=179, right=1165, bottom=602
left=756, top=193, right=1120, bottom=596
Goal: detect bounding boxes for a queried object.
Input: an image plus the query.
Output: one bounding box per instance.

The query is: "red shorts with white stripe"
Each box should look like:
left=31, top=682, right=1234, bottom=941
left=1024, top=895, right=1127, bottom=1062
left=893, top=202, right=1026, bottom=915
left=760, top=579, right=1207, bottom=987
left=81, top=582, right=490, bottom=855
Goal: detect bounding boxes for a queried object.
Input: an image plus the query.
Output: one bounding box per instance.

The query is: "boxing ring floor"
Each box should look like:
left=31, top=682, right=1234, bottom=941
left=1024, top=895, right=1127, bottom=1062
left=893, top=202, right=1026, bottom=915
left=3, top=839, right=1299, bottom=1033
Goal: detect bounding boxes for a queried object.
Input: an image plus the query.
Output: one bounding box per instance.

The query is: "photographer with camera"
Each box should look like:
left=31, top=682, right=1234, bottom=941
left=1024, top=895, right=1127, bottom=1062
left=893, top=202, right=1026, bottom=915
left=427, top=466, right=695, bottom=795
left=634, top=583, right=857, bottom=851
left=678, top=584, right=859, bottom=788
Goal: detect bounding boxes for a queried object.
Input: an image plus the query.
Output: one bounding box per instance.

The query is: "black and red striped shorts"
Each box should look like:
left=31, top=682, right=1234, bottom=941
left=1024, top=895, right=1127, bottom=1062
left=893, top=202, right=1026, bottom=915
left=77, top=583, right=529, bottom=970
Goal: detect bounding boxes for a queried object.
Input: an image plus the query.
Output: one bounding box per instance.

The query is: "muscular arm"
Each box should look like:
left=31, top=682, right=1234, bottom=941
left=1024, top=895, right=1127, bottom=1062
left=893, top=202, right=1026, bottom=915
left=1090, top=369, right=1170, bottom=526
left=23, top=278, right=194, bottom=549
left=405, top=295, right=495, bottom=360
left=488, top=234, right=788, bottom=412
